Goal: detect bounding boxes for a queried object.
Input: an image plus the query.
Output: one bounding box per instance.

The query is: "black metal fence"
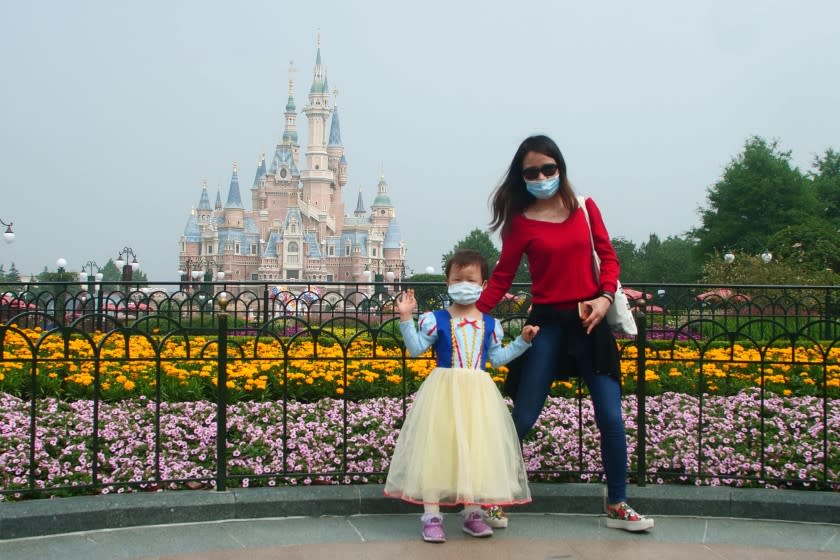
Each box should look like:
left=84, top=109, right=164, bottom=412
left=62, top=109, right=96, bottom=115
left=0, top=280, right=838, bottom=499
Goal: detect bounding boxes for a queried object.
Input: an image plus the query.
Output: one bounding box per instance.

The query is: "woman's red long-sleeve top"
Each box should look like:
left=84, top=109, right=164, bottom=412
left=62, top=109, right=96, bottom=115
left=477, top=197, right=619, bottom=313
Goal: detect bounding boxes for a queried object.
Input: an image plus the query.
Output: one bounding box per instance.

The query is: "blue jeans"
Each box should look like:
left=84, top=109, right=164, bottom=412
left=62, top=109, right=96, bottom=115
left=512, top=321, right=627, bottom=504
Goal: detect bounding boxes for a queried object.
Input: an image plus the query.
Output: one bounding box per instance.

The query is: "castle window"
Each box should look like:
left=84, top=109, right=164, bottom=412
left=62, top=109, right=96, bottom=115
left=251, top=273, right=258, bottom=280
left=250, top=244, right=257, bottom=255
left=234, top=243, right=240, bottom=255
left=288, top=242, right=299, bottom=253
left=345, top=244, right=351, bottom=255
left=372, top=248, right=377, bottom=257
left=328, top=246, right=335, bottom=256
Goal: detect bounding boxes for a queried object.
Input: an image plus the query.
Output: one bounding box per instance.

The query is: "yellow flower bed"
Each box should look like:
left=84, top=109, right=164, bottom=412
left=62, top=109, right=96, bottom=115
left=0, top=326, right=838, bottom=401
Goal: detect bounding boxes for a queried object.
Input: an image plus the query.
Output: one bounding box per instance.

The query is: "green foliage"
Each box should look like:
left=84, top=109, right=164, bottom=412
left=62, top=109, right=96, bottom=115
left=694, top=136, right=819, bottom=257
left=767, top=220, right=840, bottom=273
left=612, top=235, right=702, bottom=283
left=440, top=228, right=500, bottom=273
left=811, top=148, right=840, bottom=229
left=403, top=274, right=445, bottom=312
left=701, top=250, right=840, bottom=286
left=440, top=228, right=531, bottom=285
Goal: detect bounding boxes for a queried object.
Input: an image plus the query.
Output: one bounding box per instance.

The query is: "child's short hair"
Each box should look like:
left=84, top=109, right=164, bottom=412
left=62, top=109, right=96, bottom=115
left=444, top=249, right=489, bottom=281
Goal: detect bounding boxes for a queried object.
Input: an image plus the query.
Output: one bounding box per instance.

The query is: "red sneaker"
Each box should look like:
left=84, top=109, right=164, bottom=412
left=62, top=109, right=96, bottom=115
left=606, top=502, right=654, bottom=532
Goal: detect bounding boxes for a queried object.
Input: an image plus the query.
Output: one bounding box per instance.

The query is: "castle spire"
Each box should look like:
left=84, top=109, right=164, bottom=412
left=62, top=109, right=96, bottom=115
left=253, top=154, right=266, bottom=187
left=328, top=99, right=343, bottom=146
left=354, top=187, right=365, bottom=217
left=225, top=162, right=243, bottom=208
left=197, top=180, right=211, bottom=211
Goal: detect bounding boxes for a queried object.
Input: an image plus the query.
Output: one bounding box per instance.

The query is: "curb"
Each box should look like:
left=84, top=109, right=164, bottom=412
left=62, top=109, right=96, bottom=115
left=1, top=483, right=837, bottom=540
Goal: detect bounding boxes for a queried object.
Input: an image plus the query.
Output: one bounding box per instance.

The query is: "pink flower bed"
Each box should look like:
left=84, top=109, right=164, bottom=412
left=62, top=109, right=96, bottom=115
left=0, top=389, right=837, bottom=500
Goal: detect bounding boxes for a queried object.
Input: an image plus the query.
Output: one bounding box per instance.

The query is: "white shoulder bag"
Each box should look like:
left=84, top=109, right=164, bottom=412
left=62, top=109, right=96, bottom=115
left=577, top=196, right=638, bottom=336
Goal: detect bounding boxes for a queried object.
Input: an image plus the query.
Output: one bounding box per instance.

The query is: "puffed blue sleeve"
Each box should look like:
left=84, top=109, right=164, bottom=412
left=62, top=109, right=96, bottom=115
left=486, top=318, right=531, bottom=367
left=399, top=311, right=438, bottom=357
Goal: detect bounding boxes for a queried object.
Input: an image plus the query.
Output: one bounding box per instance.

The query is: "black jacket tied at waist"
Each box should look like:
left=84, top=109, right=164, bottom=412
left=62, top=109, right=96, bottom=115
left=503, top=304, right=622, bottom=399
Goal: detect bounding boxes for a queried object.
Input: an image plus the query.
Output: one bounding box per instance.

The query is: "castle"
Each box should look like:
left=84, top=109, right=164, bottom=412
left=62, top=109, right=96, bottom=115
left=179, top=40, right=406, bottom=292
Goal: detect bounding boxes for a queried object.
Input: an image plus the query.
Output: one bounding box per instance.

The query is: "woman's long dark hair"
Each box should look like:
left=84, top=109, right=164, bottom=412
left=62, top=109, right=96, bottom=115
left=488, top=135, right=577, bottom=237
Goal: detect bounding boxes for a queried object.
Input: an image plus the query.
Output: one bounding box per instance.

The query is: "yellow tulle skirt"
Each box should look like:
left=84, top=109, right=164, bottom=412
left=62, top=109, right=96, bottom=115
left=384, top=367, right=531, bottom=507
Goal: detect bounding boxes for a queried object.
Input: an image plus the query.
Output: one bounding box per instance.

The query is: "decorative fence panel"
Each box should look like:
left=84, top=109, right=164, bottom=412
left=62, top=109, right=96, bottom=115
left=0, top=281, right=837, bottom=499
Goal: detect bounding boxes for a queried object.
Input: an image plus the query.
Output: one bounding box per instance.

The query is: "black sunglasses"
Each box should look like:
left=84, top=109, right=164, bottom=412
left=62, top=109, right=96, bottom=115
left=522, top=163, right=559, bottom=181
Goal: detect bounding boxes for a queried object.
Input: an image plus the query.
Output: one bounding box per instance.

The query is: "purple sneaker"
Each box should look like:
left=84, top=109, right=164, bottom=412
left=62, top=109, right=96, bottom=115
left=422, top=515, right=446, bottom=543
left=462, top=510, right=493, bottom=537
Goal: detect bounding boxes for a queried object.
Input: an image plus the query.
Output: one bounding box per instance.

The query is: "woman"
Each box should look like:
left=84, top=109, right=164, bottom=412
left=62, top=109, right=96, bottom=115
left=476, top=134, right=654, bottom=532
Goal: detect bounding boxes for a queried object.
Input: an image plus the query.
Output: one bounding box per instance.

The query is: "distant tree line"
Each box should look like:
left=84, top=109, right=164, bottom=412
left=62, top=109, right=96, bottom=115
left=425, top=135, right=840, bottom=287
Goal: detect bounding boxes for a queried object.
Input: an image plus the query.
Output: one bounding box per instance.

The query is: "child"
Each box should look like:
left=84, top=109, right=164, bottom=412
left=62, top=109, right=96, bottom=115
left=384, top=249, right=539, bottom=543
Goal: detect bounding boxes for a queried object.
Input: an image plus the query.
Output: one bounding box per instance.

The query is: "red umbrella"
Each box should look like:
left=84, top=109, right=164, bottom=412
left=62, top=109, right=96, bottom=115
left=622, top=288, right=652, bottom=300
left=696, top=289, right=751, bottom=302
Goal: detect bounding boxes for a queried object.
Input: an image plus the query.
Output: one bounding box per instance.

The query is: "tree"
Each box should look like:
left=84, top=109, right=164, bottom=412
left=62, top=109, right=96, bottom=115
left=812, top=148, right=840, bottom=229
left=440, top=228, right=530, bottom=286
left=404, top=272, right=445, bottom=312
left=440, top=229, right=500, bottom=273
left=767, top=219, right=840, bottom=273
left=694, top=136, right=818, bottom=257
left=7, top=262, right=20, bottom=283
left=702, top=250, right=840, bottom=286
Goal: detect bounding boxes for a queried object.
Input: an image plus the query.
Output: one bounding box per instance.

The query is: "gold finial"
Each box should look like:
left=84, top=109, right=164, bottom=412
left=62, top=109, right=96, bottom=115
left=202, top=179, right=207, bottom=190
left=380, top=162, right=385, bottom=179
left=332, top=87, right=339, bottom=107
left=233, top=161, right=238, bottom=173
left=317, top=30, right=321, bottom=48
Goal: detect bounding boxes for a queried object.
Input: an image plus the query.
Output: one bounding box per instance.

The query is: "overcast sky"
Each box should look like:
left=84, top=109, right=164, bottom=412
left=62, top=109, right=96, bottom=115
left=1, top=0, right=838, bottom=282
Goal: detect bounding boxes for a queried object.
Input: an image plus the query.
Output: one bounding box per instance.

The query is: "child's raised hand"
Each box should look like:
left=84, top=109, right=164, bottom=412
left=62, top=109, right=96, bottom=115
left=521, top=324, right=540, bottom=343
left=396, top=289, right=417, bottom=319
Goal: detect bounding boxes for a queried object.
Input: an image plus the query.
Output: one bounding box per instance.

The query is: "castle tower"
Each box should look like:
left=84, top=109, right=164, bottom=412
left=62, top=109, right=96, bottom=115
left=300, top=36, right=333, bottom=219
left=223, top=163, right=245, bottom=228
left=327, top=94, right=347, bottom=238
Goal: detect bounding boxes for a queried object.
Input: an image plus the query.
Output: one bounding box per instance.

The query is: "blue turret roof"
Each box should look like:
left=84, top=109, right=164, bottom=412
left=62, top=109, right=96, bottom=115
left=197, top=184, right=212, bottom=211
left=183, top=211, right=200, bottom=242
left=303, top=231, right=322, bottom=258
left=263, top=231, right=282, bottom=257
left=355, top=189, right=365, bottom=214
left=328, top=107, right=343, bottom=146
left=384, top=219, right=402, bottom=249
left=338, top=231, right=369, bottom=257
left=215, top=188, right=222, bottom=209
left=225, top=165, right=243, bottom=209
left=270, top=144, right=299, bottom=176
left=253, top=156, right=266, bottom=187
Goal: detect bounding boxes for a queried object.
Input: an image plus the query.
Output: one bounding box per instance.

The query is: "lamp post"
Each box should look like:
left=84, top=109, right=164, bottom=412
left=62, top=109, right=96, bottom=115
left=78, top=260, right=103, bottom=294
left=180, top=256, right=222, bottom=293
left=115, top=247, right=140, bottom=282
left=1, top=218, right=14, bottom=244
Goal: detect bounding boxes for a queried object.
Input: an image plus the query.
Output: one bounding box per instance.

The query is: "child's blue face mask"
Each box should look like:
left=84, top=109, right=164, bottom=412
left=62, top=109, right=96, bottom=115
left=447, top=282, right=483, bottom=305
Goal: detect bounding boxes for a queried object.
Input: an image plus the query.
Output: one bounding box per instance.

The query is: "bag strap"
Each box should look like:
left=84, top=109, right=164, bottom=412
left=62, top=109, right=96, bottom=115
left=576, top=195, right=601, bottom=281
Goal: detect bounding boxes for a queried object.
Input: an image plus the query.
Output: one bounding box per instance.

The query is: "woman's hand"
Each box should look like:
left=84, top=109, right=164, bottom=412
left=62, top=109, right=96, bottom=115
left=580, top=296, right=611, bottom=335
left=396, top=289, right=417, bottom=320
left=521, top=324, right=540, bottom=343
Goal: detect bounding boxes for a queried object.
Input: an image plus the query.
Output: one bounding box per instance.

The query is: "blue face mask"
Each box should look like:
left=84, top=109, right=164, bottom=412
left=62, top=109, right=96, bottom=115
left=525, top=176, right=560, bottom=199
left=447, top=282, right=483, bottom=305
